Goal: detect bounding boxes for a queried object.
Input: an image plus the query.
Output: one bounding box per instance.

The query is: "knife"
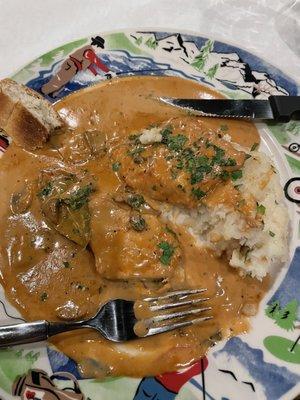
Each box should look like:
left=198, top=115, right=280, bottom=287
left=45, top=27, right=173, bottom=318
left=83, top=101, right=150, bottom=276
left=160, top=96, right=300, bottom=122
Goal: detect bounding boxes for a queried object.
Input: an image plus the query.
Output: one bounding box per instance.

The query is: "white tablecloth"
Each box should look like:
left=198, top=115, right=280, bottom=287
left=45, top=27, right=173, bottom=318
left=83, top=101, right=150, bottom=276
left=0, top=0, right=299, bottom=83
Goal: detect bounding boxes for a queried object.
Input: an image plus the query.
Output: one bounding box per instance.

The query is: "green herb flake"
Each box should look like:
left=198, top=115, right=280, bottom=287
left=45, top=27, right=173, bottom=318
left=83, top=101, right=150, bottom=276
left=176, top=160, right=184, bottom=170
left=211, top=146, right=225, bottom=165
left=256, top=204, right=266, bottom=215
left=251, top=142, right=259, bottom=152
left=63, top=261, right=70, bottom=268
left=38, top=182, right=53, bottom=197
left=160, top=126, right=173, bottom=143
left=165, top=225, right=177, bottom=237
left=127, top=194, right=145, bottom=210
left=190, top=170, right=204, bottom=184
left=166, top=134, right=187, bottom=152
left=224, top=158, right=237, bottom=167
left=128, top=134, right=140, bottom=144
left=158, top=241, right=175, bottom=265
left=112, top=162, right=121, bottom=172
left=129, top=214, right=147, bottom=231
left=64, top=184, right=93, bottom=210
left=165, top=155, right=173, bottom=161
left=220, top=124, right=228, bottom=132
left=219, top=171, right=230, bottom=181
left=40, top=292, right=48, bottom=302
left=192, top=187, right=206, bottom=200
left=170, top=169, right=179, bottom=180
left=231, top=170, right=243, bottom=181
left=269, top=230, right=275, bottom=237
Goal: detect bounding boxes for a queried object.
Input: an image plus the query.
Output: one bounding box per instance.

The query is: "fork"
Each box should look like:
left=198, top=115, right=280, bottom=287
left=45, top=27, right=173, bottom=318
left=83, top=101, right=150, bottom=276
left=0, top=288, right=212, bottom=347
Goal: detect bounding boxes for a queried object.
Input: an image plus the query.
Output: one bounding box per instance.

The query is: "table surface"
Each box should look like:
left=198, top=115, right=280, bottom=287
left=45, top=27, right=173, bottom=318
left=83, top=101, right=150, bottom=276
left=0, top=0, right=299, bottom=84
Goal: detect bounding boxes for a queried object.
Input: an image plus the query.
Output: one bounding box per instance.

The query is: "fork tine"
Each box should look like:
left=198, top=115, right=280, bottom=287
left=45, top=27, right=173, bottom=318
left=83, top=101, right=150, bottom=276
left=144, top=315, right=213, bottom=337
left=144, top=306, right=212, bottom=324
left=149, top=296, right=210, bottom=312
left=143, top=288, right=207, bottom=302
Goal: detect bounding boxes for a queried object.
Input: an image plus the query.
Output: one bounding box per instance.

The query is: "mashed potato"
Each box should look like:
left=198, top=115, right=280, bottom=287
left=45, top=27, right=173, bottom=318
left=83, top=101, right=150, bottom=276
left=162, top=150, right=288, bottom=280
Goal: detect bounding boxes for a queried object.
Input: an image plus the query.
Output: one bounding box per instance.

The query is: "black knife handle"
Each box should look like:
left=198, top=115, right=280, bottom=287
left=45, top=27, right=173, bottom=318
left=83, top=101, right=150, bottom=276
left=269, top=96, right=300, bottom=122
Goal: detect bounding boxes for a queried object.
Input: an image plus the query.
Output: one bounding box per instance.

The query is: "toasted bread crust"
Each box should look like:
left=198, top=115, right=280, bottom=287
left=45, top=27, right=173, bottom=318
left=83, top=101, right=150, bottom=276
left=0, top=90, right=15, bottom=127
left=4, top=103, right=50, bottom=149
left=0, top=79, right=63, bottom=150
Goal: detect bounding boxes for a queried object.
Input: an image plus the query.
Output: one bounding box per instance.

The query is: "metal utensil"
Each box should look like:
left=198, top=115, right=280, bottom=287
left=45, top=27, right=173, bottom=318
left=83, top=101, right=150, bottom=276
left=0, top=288, right=212, bottom=347
left=160, top=96, right=300, bottom=122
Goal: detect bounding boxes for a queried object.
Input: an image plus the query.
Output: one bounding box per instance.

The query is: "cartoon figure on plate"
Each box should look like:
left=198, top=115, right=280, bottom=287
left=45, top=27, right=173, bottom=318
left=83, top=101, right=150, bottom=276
left=12, top=370, right=84, bottom=400
left=133, top=358, right=208, bottom=400
left=41, top=36, right=114, bottom=98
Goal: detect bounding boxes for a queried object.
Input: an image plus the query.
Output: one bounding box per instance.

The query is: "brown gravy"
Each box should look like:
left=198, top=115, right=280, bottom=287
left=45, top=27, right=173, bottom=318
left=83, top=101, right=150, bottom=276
left=0, top=76, right=267, bottom=378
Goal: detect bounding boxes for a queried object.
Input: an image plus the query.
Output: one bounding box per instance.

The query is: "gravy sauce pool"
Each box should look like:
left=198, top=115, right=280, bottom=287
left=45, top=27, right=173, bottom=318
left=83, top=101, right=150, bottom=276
left=0, top=76, right=268, bottom=378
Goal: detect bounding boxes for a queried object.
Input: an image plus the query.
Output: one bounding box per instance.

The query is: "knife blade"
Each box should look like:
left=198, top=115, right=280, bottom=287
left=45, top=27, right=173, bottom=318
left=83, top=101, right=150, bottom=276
left=160, top=96, right=300, bottom=122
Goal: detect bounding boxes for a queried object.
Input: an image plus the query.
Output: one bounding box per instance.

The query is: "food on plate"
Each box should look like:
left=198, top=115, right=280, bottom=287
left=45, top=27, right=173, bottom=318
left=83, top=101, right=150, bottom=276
left=0, top=76, right=288, bottom=378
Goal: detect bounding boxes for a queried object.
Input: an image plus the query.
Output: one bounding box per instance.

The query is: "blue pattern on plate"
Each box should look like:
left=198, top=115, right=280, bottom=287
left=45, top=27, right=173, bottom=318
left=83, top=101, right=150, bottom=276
left=215, top=337, right=300, bottom=400
left=268, top=247, right=300, bottom=315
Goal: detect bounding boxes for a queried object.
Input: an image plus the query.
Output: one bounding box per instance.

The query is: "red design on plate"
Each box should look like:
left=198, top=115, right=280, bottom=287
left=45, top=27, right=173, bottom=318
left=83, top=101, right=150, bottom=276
left=25, top=391, right=36, bottom=399
left=156, top=357, right=209, bottom=393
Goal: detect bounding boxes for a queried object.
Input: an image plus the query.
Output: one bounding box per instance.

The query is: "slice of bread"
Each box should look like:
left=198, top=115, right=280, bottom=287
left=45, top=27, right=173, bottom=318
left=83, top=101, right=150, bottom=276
left=0, top=78, right=63, bottom=150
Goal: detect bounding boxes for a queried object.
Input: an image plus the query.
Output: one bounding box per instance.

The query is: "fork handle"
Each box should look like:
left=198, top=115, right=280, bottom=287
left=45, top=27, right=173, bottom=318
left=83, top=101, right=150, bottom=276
left=0, top=320, right=84, bottom=347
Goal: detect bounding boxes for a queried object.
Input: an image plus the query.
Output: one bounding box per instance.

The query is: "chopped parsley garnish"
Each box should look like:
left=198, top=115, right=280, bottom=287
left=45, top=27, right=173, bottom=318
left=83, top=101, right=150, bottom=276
left=170, top=168, right=178, bottom=180
left=165, top=225, right=177, bottom=237
left=112, top=162, right=121, bottom=171
left=38, top=182, right=53, bottom=197
left=127, top=194, right=145, bottom=210
left=224, top=158, right=237, bottom=167
left=158, top=241, right=175, bottom=265
left=191, top=187, right=206, bottom=200
left=190, top=170, right=204, bottom=184
left=129, top=214, right=146, bottom=231
left=220, top=124, right=228, bottom=132
left=256, top=203, right=266, bottom=215
left=176, top=160, right=184, bottom=169
left=63, top=261, right=70, bottom=268
left=251, top=142, right=259, bottom=151
left=219, top=171, right=230, bottom=180
left=128, top=134, right=141, bottom=144
left=64, top=184, right=93, bottom=210
left=211, top=146, right=225, bottom=165
left=166, top=155, right=174, bottom=161
left=127, top=146, right=145, bottom=164
left=166, top=134, right=187, bottom=152
left=187, top=155, right=212, bottom=184
left=231, top=170, right=243, bottom=180
left=40, top=292, right=48, bottom=302
left=245, top=153, right=252, bottom=160
left=269, top=230, right=275, bottom=237
left=160, top=126, right=173, bottom=143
